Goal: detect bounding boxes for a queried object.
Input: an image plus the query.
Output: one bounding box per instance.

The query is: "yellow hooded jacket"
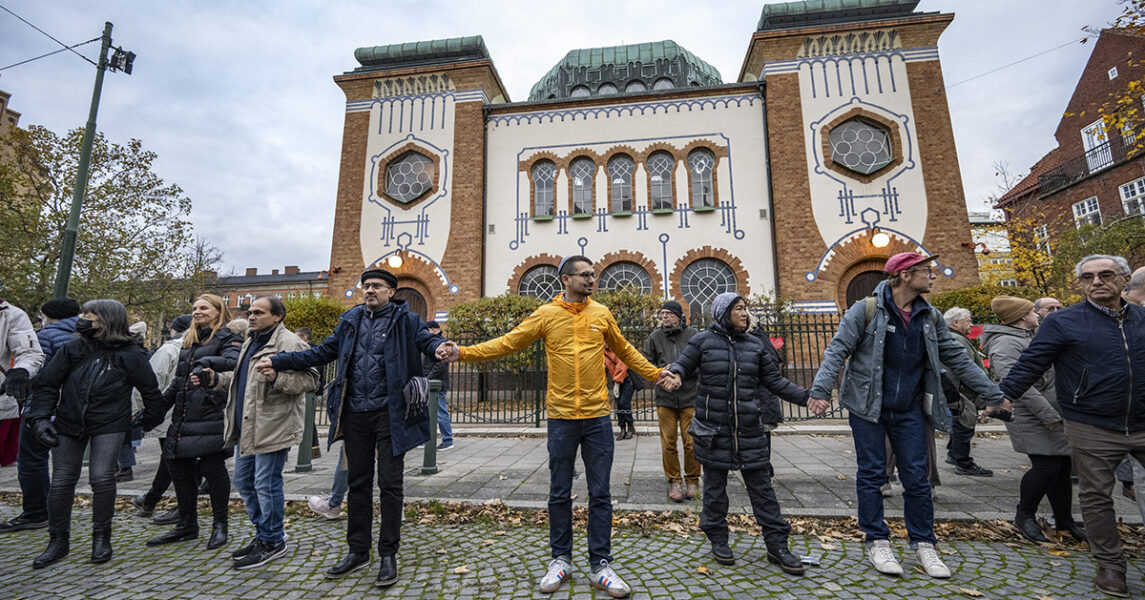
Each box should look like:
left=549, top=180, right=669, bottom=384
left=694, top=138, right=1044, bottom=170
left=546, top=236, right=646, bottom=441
left=459, top=295, right=662, bottom=420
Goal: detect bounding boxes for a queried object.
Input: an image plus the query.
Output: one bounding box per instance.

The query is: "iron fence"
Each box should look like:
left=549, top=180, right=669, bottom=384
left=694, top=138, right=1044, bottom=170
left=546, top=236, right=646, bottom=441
left=311, top=312, right=847, bottom=428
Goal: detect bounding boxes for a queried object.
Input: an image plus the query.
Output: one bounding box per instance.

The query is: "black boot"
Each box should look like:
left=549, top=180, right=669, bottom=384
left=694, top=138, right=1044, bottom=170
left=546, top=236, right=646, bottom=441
left=91, top=527, right=112, bottom=564
left=376, top=554, right=398, bottom=587
left=207, top=520, right=228, bottom=550
left=1014, top=509, right=1050, bottom=543
left=147, top=521, right=199, bottom=546
left=33, top=532, right=70, bottom=569
left=766, top=545, right=805, bottom=575
left=710, top=541, right=735, bottom=565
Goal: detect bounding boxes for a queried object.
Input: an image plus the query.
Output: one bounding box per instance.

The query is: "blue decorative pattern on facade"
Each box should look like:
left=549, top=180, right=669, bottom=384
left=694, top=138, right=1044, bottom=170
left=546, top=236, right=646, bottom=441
left=489, top=94, right=759, bottom=127
left=366, top=134, right=451, bottom=249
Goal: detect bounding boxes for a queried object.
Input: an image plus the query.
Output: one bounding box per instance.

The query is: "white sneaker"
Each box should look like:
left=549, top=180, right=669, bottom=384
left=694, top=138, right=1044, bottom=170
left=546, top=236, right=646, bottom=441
left=538, top=556, right=573, bottom=593
left=914, top=542, right=951, bottom=578
left=589, top=560, right=631, bottom=598
left=867, top=540, right=903, bottom=575
left=307, top=496, right=342, bottom=520
left=880, top=483, right=894, bottom=498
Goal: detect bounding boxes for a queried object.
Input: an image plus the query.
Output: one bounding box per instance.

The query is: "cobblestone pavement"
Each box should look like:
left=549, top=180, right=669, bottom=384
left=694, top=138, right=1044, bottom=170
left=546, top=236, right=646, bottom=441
left=0, top=503, right=1138, bottom=599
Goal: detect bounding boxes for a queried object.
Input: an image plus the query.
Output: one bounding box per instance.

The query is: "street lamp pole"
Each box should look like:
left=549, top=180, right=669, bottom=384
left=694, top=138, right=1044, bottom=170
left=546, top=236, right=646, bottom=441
left=53, top=21, right=113, bottom=299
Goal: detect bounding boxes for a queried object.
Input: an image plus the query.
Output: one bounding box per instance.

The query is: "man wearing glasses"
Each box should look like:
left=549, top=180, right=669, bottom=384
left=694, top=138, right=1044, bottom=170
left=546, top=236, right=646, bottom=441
left=1033, top=297, right=1064, bottom=321
left=809, top=252, right=1009, bottom=580
left=255, top=269, right=442, bottom=588
left=437, top=255, right=677, bottom=598
left=1001, top=255, right=1145, bottom=598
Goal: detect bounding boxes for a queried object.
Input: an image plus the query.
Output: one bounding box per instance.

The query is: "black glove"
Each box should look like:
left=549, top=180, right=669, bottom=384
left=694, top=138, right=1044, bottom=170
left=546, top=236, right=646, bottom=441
left=987, top=408, right=1014, bottom=423
left=31, top=418, right=59, bottom=448
left=1, top=368, right=30, bottom=400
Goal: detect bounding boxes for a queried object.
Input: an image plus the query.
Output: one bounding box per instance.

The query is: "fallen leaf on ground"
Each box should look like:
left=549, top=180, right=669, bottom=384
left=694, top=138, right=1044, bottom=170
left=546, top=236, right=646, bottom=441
left=435, top=549, right=447, bottom=555
left=499, top=475, right=507, bottom=480
left=820, top=543, right=837, bottom=551
left=1037, top=596, right=1057, bottom=600
left=482, top=539, right=495, bottom=546
left=1048, top=561, right=1062, bottom=567
left=494, top=530, right=507, bottom=536
left=1047, top=548, right=1072, bottom=557
left=958, top=587, right=985, bottom=597
left=696, top=566, right=711, bottom=576
left=835, top=474, right=847, bottom=480
left=453, top=565, right=470, bottom=574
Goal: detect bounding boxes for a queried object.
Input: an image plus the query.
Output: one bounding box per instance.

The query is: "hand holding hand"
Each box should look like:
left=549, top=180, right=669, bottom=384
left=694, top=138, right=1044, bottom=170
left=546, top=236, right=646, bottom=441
left=983, top=398, right=1014, bottom=422
left=255, top=357, right=277, bottom=380
left=189, top=367, right=216, bottom=388
left=807, top=396, right=831, bottom=416
left=436, top=341, right=460, bottom=363
left=656, top=370, right=681, bottom=391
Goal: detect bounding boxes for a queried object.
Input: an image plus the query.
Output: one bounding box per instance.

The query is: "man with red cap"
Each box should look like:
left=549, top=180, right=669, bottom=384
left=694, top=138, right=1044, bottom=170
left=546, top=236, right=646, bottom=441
left=810, top=252, right=1011, bottom=579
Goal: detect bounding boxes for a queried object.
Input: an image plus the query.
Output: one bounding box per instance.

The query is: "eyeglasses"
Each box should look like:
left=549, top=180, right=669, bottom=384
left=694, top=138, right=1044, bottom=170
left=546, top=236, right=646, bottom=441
left=1079, top=270, right=1121, bottom=283
left=566, top=271, right=596, bottom=280
left=907, top=266, right=934, bottom=276
left=1042, top=305, right=1062, bottom=312
left=361, top=282, right=392, bottom=291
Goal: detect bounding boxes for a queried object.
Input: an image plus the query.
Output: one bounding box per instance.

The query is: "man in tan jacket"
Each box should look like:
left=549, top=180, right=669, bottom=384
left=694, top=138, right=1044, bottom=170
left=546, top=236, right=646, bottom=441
left=210, top=295, right=318, bottom=569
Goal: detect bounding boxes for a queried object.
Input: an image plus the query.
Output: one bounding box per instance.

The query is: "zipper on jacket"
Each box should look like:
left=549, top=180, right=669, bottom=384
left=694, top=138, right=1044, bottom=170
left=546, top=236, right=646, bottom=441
left=1120, top=320, right=1134, bottom=436
left=1073, top=368, right=1088, bottom=405
left=79, top=357, right=105, bottom=436
left=727, top=333, right=740, bottom=464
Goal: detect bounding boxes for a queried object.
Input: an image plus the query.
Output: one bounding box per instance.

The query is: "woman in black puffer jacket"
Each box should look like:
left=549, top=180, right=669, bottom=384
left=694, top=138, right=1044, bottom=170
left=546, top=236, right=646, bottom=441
left=141, top=294, right=240, bottom=550
left=669, top=292, right=812, bottom=574
left=27, top=299, right=163, bottom=569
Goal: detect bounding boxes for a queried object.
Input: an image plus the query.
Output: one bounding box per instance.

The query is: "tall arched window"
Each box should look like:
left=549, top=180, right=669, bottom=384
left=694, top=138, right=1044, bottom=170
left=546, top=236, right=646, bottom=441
left=532, top=161, right=556, bottom=217
left=687, top=148, right=716, bottom=208
left=518, top=265, right=561, bottom=299
left=598, top=262, right=652, bottom=294
left=608, top=154, right=634, bottom=213
left=680, top=258, right=736, bottom=321
left=647, top=151, right=675, bottom=211
left=570, top=157, right=595, bottom=214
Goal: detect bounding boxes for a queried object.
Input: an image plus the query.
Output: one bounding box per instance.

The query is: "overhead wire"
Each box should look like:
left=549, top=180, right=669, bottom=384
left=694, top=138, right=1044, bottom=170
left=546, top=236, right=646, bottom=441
left=0, top=37, right=100, bottom=72
left=946, top=37, right=1090, bottom=89
left=0, top=2, right=99, bottom=68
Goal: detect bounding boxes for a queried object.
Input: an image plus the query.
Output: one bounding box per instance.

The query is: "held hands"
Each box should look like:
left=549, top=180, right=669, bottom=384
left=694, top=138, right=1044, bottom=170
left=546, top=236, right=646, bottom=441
left=254, top=357, right=277, bottom=380
left=436, top=341, right=461, bottom=363
left=983, top=398, right=1014, bottom=422
left=189, top=367, right=216, bottom=388
left=656, top=370, right=681, bottom=391
left=807, top=396, right=831, bottom=416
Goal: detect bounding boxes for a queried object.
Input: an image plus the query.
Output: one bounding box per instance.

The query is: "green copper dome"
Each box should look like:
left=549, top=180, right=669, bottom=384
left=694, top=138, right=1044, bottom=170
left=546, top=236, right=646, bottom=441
left=529, top=40, right=722, bottom=101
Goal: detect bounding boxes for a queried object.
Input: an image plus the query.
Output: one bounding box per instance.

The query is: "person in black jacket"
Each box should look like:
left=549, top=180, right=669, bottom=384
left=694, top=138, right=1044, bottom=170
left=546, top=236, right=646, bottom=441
left=25, top=299, right=163, bottom=569
left=669, top=293, right=826, bottom=573
left=141, top=294, right=241, bottom=550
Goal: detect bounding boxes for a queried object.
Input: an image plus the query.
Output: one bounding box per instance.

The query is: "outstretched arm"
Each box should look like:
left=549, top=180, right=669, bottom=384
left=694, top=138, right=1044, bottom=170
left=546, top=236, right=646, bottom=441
left=456, top=310, right=545, bottom=363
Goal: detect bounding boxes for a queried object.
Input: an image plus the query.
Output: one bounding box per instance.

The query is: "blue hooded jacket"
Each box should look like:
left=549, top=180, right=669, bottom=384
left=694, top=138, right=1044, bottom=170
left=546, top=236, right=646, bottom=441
left=36, top=316, right=78, bottom=361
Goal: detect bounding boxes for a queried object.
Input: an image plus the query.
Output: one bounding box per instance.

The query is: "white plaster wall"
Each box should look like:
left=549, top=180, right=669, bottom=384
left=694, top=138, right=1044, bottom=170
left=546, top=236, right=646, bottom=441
left=484, top=92, right=774, bottom=299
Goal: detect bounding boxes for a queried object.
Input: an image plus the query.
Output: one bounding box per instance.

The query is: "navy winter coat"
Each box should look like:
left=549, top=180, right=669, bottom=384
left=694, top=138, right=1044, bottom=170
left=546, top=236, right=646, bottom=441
left=36, top=317, right=78, bottom=361
left=1000, top=300, right=1145, bottom=433
left=270, top=301, right=442, bottom=456
left=669, top=322, right=809, bottom=471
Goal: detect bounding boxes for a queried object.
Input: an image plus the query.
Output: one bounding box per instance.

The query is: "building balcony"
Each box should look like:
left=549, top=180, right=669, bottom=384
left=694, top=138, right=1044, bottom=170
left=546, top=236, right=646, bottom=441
left=1038, top=133, right=1138, bottom=197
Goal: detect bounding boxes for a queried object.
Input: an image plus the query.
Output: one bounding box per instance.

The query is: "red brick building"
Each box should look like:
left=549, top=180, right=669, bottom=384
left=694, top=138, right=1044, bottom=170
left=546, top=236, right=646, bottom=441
left=208, top=266, right=329, bottom=311
left=996, top=29, right=1145, bottom=245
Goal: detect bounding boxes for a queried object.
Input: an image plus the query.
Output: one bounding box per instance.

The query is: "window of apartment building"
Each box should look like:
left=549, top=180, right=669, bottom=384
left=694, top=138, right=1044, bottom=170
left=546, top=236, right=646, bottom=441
left=608, top=154, right=634, bottom=212
left=1033, top=224, right=1051, bottom=254
left=647, top=151, right=675, bottom=211
left=999, top=280, right=1019, bottom=287
left=570, top=157, right=595, bottom=215
left=1081, top=119, right=1113, bottom=172
left=1120, top=177, right=1145, bottom=215
left=531, top=161, right=556, bottom=217
left=1072, top=196, right=1102, bottom=227
left=1110, top=66, right=1119, bottom=80
left=287, top=292, right=296, bottom=299
left=222, top=295, right=231, bottom=307
left=312, top=291, right=321, bottom=298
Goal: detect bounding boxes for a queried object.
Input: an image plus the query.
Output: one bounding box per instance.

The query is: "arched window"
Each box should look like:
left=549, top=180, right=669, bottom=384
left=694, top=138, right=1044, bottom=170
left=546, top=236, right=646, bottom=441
left=647, top=151, right=675, bottom=211
left=625, top=80, right=647, bottom=93
left=570, top=157, right=595, bottom=215
left=652, top=78, right=675, bottom=90
left=597, top=83, right=618, bottom=95
left=598, top=262, right=652, bottom=294
left=687, top=148, right=716, bottom=208
left=680, top=258, right=736, bottom=321
left=518, top=265, right=561, bottom=299
left=532, top=161, right=556, bottom=217
left=608, top=154, right=634, bottom=213
left=570, top=85, right=591, bottom=98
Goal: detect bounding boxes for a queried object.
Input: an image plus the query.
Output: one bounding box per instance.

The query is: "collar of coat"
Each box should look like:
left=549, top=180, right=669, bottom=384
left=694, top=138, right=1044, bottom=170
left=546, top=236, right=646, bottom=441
left=1087, top=298, right=1130, bottom=320
left=554, top=294, right=591, bottom=314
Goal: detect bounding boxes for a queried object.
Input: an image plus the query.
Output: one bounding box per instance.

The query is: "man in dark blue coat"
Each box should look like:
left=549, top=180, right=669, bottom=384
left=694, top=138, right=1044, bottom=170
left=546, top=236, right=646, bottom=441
left=255, top=269, right=441, bottom=588
left=1000, top=254, right=1145, bottom=599
left=0, top=297, right=78, bottom=534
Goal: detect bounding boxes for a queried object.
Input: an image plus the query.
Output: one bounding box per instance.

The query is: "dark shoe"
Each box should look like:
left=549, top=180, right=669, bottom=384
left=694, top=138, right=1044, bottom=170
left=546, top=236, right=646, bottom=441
left=616, top=423, right=626, bottom=441
left=437, top=441, right=454, bottom=451
left=326, top=552, right=370, bottom=578
left=685, top=482, right=699, bottom=500
left=115, top=467, right=133, bottom=482
left=233, top=539, right=288, bottom=570
left=1096, top=566, right=1129, bottom=598
left=311, top=446, right=322, bottom=459
left=711, top=541, right=735, bottom=565
left=232, top=538, right=259, bottom=560
left=955, top=463, right=993, bottom=477
left=767, top=546, right=806, bottom=575
left=376, top=554, right=398, bottom=587
left=944, top=456, right=956, bottom=465
left=0, top=514, right=49, bottom=533
left=207, top=521, right=228, bottom=550
left=1057, top=521, right=1088, bottom=543
left=146, top=524, right=199, bottom=546
left=1014, top=510, right=1051, bottom=543
left=623, top=427, right=634, bottom=440
left=33, top=532, right=70, bottom=569
left=132, top=495, right=155, bottom=517
left=91, top=527, right=112, bottom=564
left=153, top=508, right=180, bottom=526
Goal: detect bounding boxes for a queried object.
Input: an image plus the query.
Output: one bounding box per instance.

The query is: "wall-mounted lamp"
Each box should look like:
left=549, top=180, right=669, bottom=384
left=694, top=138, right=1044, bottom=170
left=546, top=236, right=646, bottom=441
left=386, top=251, right=404, bottom=269
left=960, top=241, right=991, bottom=255
left=870, top=227, right=890, bottom=248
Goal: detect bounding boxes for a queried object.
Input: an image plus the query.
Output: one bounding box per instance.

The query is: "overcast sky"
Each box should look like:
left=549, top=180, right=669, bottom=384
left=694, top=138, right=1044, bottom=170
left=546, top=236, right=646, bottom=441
left=0, top=0, right=1124, bottom=275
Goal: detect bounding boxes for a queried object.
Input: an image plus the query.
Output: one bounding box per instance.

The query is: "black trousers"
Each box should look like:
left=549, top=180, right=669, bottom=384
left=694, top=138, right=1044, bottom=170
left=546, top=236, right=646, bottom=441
left=1018, top=454, right=1074, bottom=525
left=700, top=465, right=790, bottom=548
left=946, top=418, right=976, bottom=467
left=343, top=409, right=405, bottom=557
left=168, top=450, right=230, bottom=526
left=142, top=438, right=175, bottom=508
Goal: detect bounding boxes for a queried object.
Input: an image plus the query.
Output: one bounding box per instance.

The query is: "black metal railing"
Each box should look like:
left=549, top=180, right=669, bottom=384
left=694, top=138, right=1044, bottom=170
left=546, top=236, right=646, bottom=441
left=1038, top=133, right=1137, bottom=196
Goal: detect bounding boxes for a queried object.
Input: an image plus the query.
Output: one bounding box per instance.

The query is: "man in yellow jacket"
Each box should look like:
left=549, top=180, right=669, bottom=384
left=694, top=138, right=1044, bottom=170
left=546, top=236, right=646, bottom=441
left=438, top=255, right=676, bottom=598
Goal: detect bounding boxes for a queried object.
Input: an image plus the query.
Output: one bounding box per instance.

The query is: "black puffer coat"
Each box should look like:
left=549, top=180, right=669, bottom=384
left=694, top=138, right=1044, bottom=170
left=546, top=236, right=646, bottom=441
left=670, top=322, right=809, bottom=471
left=143, top=326, right=241, bottom=458
left=28, top=336, right=163, bottom=437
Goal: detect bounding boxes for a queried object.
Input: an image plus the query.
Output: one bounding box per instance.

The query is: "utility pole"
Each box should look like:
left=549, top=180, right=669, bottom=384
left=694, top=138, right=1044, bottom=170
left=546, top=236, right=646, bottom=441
left=52, top=22, right=113, bottom=299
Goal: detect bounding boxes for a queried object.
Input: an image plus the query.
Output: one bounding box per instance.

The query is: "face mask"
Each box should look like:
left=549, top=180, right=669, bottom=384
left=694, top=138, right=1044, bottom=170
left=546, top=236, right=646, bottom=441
left=75, top=318, right=96, bottom=337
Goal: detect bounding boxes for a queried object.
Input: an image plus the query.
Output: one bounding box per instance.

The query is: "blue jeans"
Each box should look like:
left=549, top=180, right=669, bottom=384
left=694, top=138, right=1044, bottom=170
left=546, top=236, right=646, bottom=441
left=615, top=379, right=634, bottom=427
left=233, top=448, right=289, bottom=544
left=850, top=407, right=936, bottom=546
left=16, top=418, right=51, bottom=520
left=329, top=445, right=348, bottom=508
left=548, top=416, right=614, bottom=565
left=436, top=389, right=452, bottom=444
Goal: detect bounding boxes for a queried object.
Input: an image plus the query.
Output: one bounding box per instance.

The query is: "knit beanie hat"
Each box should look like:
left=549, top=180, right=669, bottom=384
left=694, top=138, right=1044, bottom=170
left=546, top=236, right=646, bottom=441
left=660, top=300, right=685, bottom=322
left=41, top=298, right=80, bottom=319
left=169, top=314, right=193, bottom=334
left=991, top=296, right=1035, bottom=325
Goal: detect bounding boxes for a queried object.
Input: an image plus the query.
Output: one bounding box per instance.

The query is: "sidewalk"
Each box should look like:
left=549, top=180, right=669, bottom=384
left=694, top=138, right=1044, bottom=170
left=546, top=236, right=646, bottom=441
left=2, top=423, right=1140, bottom=524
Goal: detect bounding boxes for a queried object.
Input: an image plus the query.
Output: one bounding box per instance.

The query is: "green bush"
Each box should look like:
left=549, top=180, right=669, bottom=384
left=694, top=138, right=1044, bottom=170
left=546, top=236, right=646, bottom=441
left=929, top=285, right=1043, bottom=321
left=282, top=296, right=346, bottom=341
left=593, top=286, right=662, bottom=326
left=445, top=293, right=544, bottom=339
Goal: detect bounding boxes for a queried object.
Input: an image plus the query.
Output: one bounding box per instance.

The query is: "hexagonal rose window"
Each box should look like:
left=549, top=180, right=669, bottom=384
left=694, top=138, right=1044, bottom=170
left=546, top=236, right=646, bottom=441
left=385, top=151, right=434, bottom=204
left=829, top=119, right=893, bottom=175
